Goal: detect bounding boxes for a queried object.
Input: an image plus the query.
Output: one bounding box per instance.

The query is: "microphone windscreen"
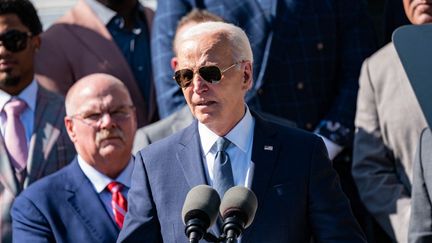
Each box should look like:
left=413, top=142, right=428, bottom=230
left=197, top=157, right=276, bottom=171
left=182, top=185, right=221, bottom=228
left=219, top=186, right=258, bottom=228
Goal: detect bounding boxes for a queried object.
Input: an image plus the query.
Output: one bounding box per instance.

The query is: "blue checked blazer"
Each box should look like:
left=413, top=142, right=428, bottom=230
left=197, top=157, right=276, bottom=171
left=152, top=0, right=377, bottom=146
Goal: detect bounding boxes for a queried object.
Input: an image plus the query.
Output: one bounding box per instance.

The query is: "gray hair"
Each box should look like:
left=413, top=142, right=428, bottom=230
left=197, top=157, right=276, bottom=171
left=177, top=21, right=254, bottom=64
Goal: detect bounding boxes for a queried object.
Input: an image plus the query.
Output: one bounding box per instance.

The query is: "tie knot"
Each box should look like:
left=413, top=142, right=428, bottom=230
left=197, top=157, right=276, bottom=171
left=4, top=98, right=26, bottom=116
left=216, top=137, right=230, bottom=152
left=107, top=181, right=124, bottom=193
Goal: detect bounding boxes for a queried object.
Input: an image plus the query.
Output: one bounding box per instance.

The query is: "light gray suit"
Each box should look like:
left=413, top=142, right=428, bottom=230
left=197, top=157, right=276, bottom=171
left=0, top=85, right=75, bottom=243
left=352, top=43, right=427, bottom=242
left=409, top=128, right=432, bottom=243
left=133, top=105, right=194, bottom=153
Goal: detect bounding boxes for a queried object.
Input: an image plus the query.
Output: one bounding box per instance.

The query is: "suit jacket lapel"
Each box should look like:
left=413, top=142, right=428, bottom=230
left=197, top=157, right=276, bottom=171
left=66, top=160, right=118, bottom=242
left=25, top=86, right=62, bottom=187
left=0, top=134, right=19, bottom=194
left=176, top=121, right=208, bottom=188
left=242, top=112, right=280, bottom=241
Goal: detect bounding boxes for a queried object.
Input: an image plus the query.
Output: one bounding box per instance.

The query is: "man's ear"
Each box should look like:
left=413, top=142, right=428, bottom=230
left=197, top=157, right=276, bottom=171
left=31, top=35, right=41, bottom=50
left=64, top=117, right=76, bottom=143
left=171, top=57, right=178, bottom=70
left=242, top=61, right=253, bottom=90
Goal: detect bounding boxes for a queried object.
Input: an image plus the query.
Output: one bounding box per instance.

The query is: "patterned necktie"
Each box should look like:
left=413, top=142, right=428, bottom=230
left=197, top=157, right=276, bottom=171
left=213, top=137, right=234, bottom=198
left=4, top=98, right=28, bottom=172
left=107, top=181, right=128, bottom=228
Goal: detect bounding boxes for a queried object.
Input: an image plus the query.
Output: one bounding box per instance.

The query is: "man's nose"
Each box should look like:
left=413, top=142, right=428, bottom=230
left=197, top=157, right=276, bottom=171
left=192, top=74, right=208, bottom=94
left=98, top=112, right=116, bottom=129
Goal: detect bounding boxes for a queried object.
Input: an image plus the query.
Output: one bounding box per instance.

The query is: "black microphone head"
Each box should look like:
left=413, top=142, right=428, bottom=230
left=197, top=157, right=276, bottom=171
left=182, top=185, right=221, bottom=228
left=219, top=186, right=258, bottom=228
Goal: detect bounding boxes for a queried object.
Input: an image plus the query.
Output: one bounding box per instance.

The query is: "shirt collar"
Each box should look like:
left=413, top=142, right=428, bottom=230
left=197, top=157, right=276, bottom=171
left=77, top=155, right=134, bottom=193
left=85, top=0, right=117, bottom=26
left=198, top=105, right=254, bottom=155
left=0, top=79, right=38, bottom=112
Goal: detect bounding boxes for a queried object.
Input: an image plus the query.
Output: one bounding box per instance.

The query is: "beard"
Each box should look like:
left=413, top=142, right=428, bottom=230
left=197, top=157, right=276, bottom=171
left=0, top=73, right=21, bottom=89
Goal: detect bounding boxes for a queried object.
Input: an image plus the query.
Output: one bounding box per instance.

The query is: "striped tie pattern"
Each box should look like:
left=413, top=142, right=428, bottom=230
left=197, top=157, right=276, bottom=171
left=107, top=181, right=128, bottom=228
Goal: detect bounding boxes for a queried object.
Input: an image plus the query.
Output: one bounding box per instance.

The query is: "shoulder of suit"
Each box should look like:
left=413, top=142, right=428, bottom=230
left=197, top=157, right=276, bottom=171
left=21, top=162, right=74, bottom=199
left=366, top=42, right=399, bottom=65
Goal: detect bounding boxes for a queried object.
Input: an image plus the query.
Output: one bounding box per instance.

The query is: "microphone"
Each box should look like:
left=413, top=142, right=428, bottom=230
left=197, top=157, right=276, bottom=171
left=182, top=185, right=221, bottom=243
left=219, top=186, right=258, bottom=243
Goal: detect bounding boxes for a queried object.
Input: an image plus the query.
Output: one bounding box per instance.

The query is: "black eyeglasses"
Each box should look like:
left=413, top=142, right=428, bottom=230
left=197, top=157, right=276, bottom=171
left=173, top=61, right=244, bottom=88
left=0, top=30, right=32, bottom=53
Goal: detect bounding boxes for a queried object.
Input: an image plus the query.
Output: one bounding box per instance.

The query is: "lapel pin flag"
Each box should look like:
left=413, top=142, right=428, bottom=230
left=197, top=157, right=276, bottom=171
left=264, top=145, right=273, bottom=151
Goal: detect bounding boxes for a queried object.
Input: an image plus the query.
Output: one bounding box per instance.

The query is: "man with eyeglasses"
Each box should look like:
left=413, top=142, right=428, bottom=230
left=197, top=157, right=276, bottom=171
left=0, top=0, right=76, bottom=242
left=11, top=73, right=137, bottom=243
left=118, top=21, right=366, bottom=242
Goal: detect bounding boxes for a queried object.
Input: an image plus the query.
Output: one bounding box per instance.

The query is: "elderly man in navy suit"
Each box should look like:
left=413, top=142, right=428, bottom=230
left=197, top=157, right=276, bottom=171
left=118, top=21, right=366, bottom=243
left=11, top=73, right=137, bottom=243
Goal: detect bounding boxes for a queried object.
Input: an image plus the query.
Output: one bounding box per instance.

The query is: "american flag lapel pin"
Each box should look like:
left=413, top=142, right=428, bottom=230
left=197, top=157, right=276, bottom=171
left=264, top=145, right=273, bottom=151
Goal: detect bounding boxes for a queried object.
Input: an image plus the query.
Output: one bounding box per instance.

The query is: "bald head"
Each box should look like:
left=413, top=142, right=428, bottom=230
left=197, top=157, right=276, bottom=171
left=65, top=73, right=132, bottom=116
left=64, top=73, right=136, bottom=179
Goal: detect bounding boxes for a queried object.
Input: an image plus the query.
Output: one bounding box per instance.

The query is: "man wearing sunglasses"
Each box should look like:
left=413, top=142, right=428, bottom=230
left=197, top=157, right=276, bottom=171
left=0, top=0, right=76, bottom=242
left=118, top=21, right=366, bottom=242
left=12, top=73, right=137, bottom=243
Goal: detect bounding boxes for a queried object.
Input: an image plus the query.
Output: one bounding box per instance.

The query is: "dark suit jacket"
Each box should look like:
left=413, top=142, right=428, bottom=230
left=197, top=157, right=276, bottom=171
left=118, top=113, right=366, bottom=242
left=0, top=85, right=75, bottom=243
left=152, top=0, right=376, bottom=144
left=11, top=159, right=119, bottom=243
left=409, top=128, right=432, bottom=243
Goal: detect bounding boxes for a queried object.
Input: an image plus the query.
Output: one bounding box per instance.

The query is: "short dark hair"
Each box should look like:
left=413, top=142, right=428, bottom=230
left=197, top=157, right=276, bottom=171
left=0, top=0, right=42, bottom=35
left=177, top=9, right=224, bottom=31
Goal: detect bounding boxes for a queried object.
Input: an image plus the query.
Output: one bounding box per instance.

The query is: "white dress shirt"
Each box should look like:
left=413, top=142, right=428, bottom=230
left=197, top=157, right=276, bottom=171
left=77, top=155, right=133, bottom=222
left=0, top=79, right=37, bottom=144
left=198, top=106, right=255, bottom=188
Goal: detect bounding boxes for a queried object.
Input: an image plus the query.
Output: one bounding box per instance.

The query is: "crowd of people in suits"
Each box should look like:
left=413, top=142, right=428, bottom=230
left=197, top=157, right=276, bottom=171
left=0, top=0, right=431, bottom=242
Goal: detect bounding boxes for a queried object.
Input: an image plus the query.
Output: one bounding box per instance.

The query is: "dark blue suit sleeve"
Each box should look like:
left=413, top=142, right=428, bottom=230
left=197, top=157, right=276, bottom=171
left=309, top=136, right=367, bottom=242
left=11, top=195, right=54, bottom=243
left=151, top=0, right=193, bottom=118
left=117, top=152, right=162, bottom=243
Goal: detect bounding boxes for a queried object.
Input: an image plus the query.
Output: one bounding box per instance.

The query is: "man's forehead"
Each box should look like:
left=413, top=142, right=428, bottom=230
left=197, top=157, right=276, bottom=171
left=0, top=14, right=27, bottom=31
left=177, top=37, right=231, bottom=66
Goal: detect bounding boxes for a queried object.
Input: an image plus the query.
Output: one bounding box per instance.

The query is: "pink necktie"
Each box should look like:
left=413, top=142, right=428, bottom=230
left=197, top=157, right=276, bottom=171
left=107, top=181, right=128, bottom=228
left=4, top=98, right=28, bottom=172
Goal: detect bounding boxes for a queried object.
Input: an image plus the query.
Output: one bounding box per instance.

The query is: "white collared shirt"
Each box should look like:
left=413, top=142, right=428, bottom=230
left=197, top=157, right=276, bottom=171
left=198, top=106, right=255, bottom=188
left=85, top=0, right=117, bottom=25
left=0, top=79, right=38, bottom=143
left=77, top=155, right=133, bottom=221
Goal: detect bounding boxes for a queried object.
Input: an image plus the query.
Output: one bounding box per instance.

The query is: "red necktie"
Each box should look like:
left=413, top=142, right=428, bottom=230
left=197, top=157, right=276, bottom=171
left=107, top=181, right=128, bottom=228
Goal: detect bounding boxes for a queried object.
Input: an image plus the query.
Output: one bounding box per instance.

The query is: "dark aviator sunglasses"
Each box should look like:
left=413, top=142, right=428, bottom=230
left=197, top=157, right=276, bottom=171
left=173, top=61, right=244, bottom=88
left=0, top=30, right=32, bottom=53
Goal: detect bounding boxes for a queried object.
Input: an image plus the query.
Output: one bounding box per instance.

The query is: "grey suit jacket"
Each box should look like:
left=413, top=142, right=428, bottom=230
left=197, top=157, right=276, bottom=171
left=352, top=43, right=427, bottom=242
left=0, top=85, right=75, bottom=243
left=409, top=128, right=432, bottom=243
left=133, top=105, right=193, bottom=153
